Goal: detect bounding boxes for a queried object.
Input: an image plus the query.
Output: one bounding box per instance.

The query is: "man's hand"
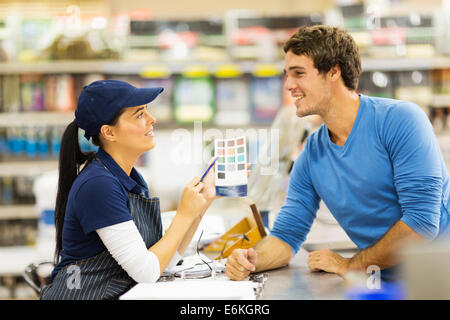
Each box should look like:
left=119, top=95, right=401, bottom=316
left=225, top=248, right=257, bottom=281
left=307, top=249, right=350, bottom=277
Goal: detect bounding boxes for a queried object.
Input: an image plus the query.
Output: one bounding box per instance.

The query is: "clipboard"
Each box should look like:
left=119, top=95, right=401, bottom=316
left=203, top=203, right=267, bottom=259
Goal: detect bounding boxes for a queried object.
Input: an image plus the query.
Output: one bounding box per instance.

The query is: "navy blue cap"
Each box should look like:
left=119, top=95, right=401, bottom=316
left=75, top=80, right=164, bottom=140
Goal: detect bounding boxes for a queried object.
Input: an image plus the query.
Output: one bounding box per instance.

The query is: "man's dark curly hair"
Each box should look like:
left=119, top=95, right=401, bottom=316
left=284, top=25, right=362, bottom=90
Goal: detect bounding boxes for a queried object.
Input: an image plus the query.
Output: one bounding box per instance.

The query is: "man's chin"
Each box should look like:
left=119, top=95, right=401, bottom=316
left=296, top=107, right=311, bottom=118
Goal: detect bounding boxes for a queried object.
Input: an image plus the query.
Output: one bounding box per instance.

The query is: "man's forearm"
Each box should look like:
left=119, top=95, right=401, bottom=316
left=254, top=236, right=293, bottom=272
left=347, top=220, right=427, bottom=272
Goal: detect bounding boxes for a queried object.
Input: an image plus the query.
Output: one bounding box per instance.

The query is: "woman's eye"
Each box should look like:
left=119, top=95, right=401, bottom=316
left=137, top=113, right=144, bottom=119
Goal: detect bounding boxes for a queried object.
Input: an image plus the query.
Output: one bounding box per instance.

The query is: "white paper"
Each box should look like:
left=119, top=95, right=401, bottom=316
left=120, top=279, right=256, bottom=300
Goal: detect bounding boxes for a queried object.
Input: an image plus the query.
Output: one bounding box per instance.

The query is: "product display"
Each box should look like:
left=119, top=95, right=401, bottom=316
left=2, top=76, right=21, bottom=112
left=44, top=75, right=75, bottom=111
left=0, top=219, right=37, bottom=246
left=227, top=14, right=323, bottom=60
left=141, top=77, right=174, bottom=124
left=0, top=176, right=35, bottom=206
left=214, top=65, right=250, bottom=126
left=395, top=70, right=433, bottom=114
left=127, top=18, right=226, bottom=62
left=250, top=75, right=283, bottom=123
left=358, top=71, right=394, bottom=99
left=0, top=126, right=64, bottom=160
left=20, top=75, right=45, bottom=111
left=173, top=71, right=215, bottom=123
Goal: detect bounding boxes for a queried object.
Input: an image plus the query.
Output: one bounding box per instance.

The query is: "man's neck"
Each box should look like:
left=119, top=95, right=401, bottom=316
left=321, top=89, right=360, bottom=147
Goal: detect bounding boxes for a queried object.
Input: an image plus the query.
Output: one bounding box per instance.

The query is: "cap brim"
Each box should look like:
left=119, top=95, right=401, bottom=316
left=122, top=87, right=164, bottom=108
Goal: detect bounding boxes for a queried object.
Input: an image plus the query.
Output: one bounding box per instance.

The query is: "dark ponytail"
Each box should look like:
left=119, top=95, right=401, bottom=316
left=53, top=108, right=126, bottom=264
left=54, top=121, right=95, bottom=264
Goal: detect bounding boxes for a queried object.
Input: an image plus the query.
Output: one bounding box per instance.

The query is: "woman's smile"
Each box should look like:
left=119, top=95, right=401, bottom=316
left=145, top=128, right=154, bottom=137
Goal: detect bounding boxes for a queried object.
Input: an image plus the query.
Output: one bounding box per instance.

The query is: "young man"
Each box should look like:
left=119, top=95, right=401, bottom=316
left=225, top=25, right=450, bottom=282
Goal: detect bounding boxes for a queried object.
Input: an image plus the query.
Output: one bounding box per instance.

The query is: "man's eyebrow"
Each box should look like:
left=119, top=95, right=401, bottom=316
left=289, top=66, right=306, bottom=71
left=283, top=66, right=306, bottom=74
left=131, top=107, right=145, bottom=116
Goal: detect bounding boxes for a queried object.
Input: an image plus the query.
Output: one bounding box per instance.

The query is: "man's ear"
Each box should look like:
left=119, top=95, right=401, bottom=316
left=328, top=64, right=341, bottom=82
left=100, top=125, right=116, bottom=142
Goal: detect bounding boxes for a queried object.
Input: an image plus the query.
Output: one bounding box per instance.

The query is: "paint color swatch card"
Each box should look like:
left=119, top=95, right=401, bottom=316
left=215, top=136, right=247, bottom=197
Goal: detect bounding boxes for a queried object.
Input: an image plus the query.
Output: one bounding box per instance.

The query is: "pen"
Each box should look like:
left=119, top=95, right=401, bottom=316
left=200, top=157, right=218, bottom=182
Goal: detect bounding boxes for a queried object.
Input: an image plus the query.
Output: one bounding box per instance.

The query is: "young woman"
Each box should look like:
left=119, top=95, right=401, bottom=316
left=41, top=80, right=216, bottom=300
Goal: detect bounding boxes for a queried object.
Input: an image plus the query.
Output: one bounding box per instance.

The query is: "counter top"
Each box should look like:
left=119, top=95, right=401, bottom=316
left=120, top=247, right=353, bottom=300
left=259, top=248, right=348, bottom=300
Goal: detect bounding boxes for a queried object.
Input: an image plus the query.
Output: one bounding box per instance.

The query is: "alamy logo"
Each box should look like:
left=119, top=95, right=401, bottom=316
left=66, top=265, right=81, bottom=290
left=170, top=121, right=280, bottom=176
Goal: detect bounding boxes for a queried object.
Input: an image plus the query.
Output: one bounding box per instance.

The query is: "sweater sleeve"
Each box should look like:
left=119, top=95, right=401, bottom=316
left=96, top=220, right=181, bottom=283
left=381, top=102, right=443, bottom=240
left=269, top=141, right=321, bottom=254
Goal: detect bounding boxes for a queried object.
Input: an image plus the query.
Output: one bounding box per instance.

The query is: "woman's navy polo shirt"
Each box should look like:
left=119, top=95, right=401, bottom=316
left=51, top=148, right=150, bottom=278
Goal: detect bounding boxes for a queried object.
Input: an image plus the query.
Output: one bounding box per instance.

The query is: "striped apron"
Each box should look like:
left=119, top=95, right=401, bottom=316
left=41, top=158, right=162, bottom=300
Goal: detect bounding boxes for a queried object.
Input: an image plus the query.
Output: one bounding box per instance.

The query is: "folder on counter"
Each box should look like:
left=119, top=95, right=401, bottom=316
left=203, top=203, right=267, bottom=259
left=119, top=280, right=255, bottom=300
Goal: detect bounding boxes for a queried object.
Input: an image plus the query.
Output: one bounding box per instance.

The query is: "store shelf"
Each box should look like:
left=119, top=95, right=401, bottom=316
left=432, top=94, right=450, bottom=107
left=0, top=160, right=58, bottom=177
left=362, top=56, right=450, bottom=71
left=1, top=56, right=450, bottom=75
left=0, top=60, right=282, bottom=75
left=0, top=112, right=74, bottom=127
left=0, top=111, right=272, bottom=130
left=0, top=60, right=112, bottom=75
left=0, top=205, right=38, bottom=220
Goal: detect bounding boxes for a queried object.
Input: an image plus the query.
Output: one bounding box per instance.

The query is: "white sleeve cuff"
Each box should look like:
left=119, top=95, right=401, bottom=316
left=97, top=220, right=161, bottom=283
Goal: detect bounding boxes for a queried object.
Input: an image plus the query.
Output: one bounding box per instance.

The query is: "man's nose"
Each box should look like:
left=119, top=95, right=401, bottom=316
left=284, top=76, right=296, bottom=91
